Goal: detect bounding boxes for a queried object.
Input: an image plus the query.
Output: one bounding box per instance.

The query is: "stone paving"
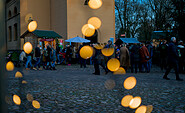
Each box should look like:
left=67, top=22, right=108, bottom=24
left=7, top=65, right=185, bottom=113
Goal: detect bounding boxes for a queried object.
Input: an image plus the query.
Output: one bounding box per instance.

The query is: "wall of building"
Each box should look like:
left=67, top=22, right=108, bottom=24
left=67, top=0, right=115, bottom=43
left=51, top=0, right=67, bottom=40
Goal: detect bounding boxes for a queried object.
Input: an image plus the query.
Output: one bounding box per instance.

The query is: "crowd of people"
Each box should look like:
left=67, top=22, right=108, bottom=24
left=17, top=37, right=184, bottom=81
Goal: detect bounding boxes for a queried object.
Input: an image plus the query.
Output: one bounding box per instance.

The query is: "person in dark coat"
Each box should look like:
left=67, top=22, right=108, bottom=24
left=159, top=40, right=168, bottom=70
left=130, top=43, right=140, bottom=73
left=163, top=37, right=183, bottom=81
left=139, top=43, right=150, bottom=73
left=78, top=44, right=86, bottom=68
left=33, top=44, right=41, bottom=70
left=66, top=45, right=72, bottom=65
left=177, top=41, right=185, bottom=73
left=46, top=44, right=52, bottom=70
left=56, top=44, right=61, bottom=64
left=146, top=42, right=153, bottom=72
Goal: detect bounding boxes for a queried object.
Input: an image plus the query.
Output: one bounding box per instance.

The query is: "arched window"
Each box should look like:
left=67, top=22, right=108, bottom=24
left=8, top=26, right=12, bottom=41
left=14, top=23, right=18, bottom=41
left=8, top=10, right=11, bottom=18
left=14, top=7, right=17, bottom=15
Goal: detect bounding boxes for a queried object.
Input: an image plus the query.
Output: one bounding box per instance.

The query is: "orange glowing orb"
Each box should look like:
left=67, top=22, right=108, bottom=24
left=32, top=100, right=40, bottom=109
left=27, top=94, right=33, bottom=102
left=113, top=67, right=126, bottom=75
left=104, top=79, right=116, bottom=90
left=107, top=58, right=120, bottom=72
left=135, top=105, right=147, bottom=113
left=6, top=61, right=14, bottom=71
left=88, top=17, right=101, bottom=29
left=94, top=43, right=105, bottom=49
left=101, top=48, right=114, bottom=56
left=146, top=105, right=153, bottom=113
left=28, top=21, right=37, bottom=32
left=81, top=24, right=95, bottom=37
left=22, top=80, right=27, bottom=84
left=15, top=71, right=23, bottom=78
left=13, top=95, right=21, bottom=105
left=80, top=46, right=93, bottom=59
left=23, top=42, right=33, bottom=54
left=129, top=96, right=142, bottom=109
left=124, top=76, right=137, bottom=90
left=88, top=0, right=103, bottom=9
left=121, top=95, right=133, bottom=107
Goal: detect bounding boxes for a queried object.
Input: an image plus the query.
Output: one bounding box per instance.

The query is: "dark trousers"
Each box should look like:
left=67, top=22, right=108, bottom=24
left=161, top=57, right=167, bottom=70
left=80, top=58, right=86, bottom=68
left=93, top=59, right=108, bottom=74
left=164, top=62, right=180, bottom=79
left=131, top=61, right=139, bottom=73
left=34, top=57, right=40, bottom=68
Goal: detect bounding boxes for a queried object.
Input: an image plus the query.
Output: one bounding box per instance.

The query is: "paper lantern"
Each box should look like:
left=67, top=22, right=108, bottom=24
left=23, top=42, right=33, bottom=54
left=81, top=24, right=95, bottom=37
left=124, top=76, right=137, bottom=90
left=15, top=71, right=23, bottom=78
left=32, top=100, right=40, bottom=109
left=121, top=95, right=133, bottom=107
left=80, top=46, right=93, bottom=59
left=129, top=96, right=142, bottom=109
left=6, top=61, right=14, bottom=71
left=88, top=0, right=103, bottom=9
left=13, top=95, right=21, bottom=105
left=101, top=48, right=114, bottom=56
left=88, top=17, right=101, bottom=29
left=113, top=67, right=126, bottom=75
left=135, top=105, right=147, bottom=113
left=107, top=58, right=120, bottom=71
left=28, top=21, right=37, bottom=32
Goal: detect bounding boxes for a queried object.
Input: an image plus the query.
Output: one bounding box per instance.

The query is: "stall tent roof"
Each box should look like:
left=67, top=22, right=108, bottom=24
left=120, top=38, right=140, bottom=43
left=21, top=30, right=62, bottom=38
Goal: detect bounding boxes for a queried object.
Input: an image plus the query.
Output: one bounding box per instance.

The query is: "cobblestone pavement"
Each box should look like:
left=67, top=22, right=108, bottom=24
left=7, top=65, right=185, bottom=113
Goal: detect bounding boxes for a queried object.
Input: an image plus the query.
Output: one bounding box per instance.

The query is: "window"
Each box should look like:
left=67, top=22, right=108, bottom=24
left=14, top=7, right=17, bottom=15
left=14, top=24, right=18, bottom=41
left=8, top=10, right=11, bottom=18
left=8, top=26, right=12, bottom=41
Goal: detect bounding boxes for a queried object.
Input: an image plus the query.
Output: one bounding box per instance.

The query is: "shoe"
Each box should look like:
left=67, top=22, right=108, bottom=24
left=176, top=78, right=183, bottom=81
left=38, top=68, right=42, bottom=71
left=163, top=76, right=170, bottom=80
left=26, top=68, right=30, bottom=70
left=33, top=67, right=37, bottom=70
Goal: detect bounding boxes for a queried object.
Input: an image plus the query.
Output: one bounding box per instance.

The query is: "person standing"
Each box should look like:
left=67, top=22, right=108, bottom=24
left=51, top=47, right=57, bottom=70
left=159, top=40, right=168, bottom=71
left=130, top=43, right=140, bottom=73
left=177, top=41, right=185, bottom=73
left=25, top=49, right=34, bottom=70
left=56, top=44, right=61, bottom=64
left=163, top=37, right=183, bottom=81
left=120, top=44, right=130, bottom=70
left=146, top=41, right=153, bottom=72
left=46, top=44, right=52, bottom=70
left=139, top=43, right=150, bottom=73
left=19, top=50, right=26, bottom=67
left=33, top=44, right=41, bottom=70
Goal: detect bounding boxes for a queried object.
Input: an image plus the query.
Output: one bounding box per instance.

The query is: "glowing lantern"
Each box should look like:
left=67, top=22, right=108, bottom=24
left=129, top=96, right=142, bottom=109
left=32, top=100, right=40, bottom=109
left=15, top=71, right=23, bottom=78
left=22, top=80, right=27, bottom=84
left=113, top=67, right=126, bottom=75
left=121, top=95, right=133, bottom=107
left=135, top=105, right=147, bottom=113
left=104, top=79, right=116, bottom=90
left=88, top=17, right=101, bottom=29
left=27, top=94, right=33, bottom=102
left=28, top=21, right=37, bottom=32
left=13, top=95, right=21, bottom=105
left=124, top=76, right=137, bottom=90
left=80, top=46, right=93, bottom=59
left=101, top=48, right=114, bottom=56
left=146, top=105, right=153, bottom=113
left=23, top=42, right=33, bottom=54
left=88, top=0, right=103, bottom=9
left=94, top=43, right=105, bottom=49
left=107, top=58, right=120, bottom=72
left=6, top=61, right=14, bottom=71
left=82, top=24, right=95, bottom=37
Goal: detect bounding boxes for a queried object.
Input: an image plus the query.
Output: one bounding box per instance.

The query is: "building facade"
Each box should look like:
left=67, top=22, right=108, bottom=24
left=5, top=0, right=115, bottom=50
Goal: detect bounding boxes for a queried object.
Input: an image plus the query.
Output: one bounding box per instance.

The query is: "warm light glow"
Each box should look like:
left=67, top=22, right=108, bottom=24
left=23, top=42, right=33, bottom=54
left=32, top=100, right=40, bottom=109
left=121, top=95, right=133, bottom=107
left=28, top=21, right=37, bottom=32
left=107, top=58, right=120, bottom=72
left=146, top=105, right=153, bottom=113
left=94, top=43, right=105, bottom=49
left=113, top=67, right=126, bottom=75
left=22, top=80, right=27, bottom=84
left=129, top=96, right=142, bottom=109
left=15, top=71, right=23, bottom=78
left=104, top=79, right=116, bottom=90
left=25, top=13, right=33, bottom=23
left=6, top=61, right=14, bottom=71
left=101, top=48, right=114, bottom=56
left=135, top=105, right=147, bottom=113
left=80, top=46, right=93, bottom=59
left=13, top=95, right=21, bottom=105
left=88, top=0, right=103, bottom=9
left=124, top=76, right=137, bottom=90
left=81, top=24, right=95, bottom=37
left=88, top=17, right=101, bottom=29
left=27, top=94, right=33, bottom=102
